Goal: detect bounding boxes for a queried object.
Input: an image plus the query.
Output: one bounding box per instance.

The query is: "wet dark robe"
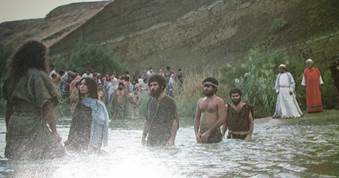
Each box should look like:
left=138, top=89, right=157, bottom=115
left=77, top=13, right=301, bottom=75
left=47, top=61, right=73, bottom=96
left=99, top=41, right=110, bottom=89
left=65, top=103, right=92, bottom=151
left=200, top=127, right=222, bottom=143
left=330, top=63, right=339, bottom=94
left=145, top=95, right=178, bottom=146
left=226, top=103, right=251, bottom=140
left=3, top=69, right=65, bottom=160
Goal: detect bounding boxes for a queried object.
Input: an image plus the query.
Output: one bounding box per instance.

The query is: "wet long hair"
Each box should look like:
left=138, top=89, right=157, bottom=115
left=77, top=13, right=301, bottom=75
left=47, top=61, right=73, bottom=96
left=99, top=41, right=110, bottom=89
left=9, top=40, right=47, bottom=80
left=79, top=77, right=98, bottom=99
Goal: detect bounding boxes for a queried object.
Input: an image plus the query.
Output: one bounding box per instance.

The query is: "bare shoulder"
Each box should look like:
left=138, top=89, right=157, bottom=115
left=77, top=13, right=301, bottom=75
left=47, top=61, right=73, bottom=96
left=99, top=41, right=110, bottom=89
left=214, top=96, right=225, bottom=104
left=197, top=97, right=206, bottom=104
left=225, top=103, right=229, bottom=108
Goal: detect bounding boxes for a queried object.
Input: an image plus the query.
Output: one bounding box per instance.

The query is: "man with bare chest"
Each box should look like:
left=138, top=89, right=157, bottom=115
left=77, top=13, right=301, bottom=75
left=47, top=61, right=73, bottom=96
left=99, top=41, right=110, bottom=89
left=194, top=77, right=226, bottom=143
left=111, top=82, right=129, bottom=120
left=222, top=88, right=253, bottom=140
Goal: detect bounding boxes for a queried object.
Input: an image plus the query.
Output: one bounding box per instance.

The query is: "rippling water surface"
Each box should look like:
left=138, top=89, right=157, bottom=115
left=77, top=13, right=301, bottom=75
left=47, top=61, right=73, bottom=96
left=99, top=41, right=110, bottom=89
left=0, top=115, right=338, bottom=178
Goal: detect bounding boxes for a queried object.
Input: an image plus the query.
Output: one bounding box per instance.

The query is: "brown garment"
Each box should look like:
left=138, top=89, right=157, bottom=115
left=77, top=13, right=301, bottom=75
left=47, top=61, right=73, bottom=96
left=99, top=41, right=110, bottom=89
left=330, top=63, right=339, bottom=93
left=226, top=103, right=251, bottom=133
left=145, top=95, right=178, bottom=146
left=3, top=69, right=65, bottom=160
left=65, top=103, right=92, bottom=151
left=200, top=128, right=222, bottom=143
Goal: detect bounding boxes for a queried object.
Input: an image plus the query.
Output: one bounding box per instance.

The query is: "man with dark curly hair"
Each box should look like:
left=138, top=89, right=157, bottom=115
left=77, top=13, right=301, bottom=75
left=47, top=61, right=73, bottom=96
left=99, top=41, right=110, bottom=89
left=141, top=74, right=179, bottom=146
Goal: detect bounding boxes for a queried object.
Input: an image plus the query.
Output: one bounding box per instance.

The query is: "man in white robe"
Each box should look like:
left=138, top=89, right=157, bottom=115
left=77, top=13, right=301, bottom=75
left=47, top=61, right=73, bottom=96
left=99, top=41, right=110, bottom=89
left=273, top=64, right=303, bottom=118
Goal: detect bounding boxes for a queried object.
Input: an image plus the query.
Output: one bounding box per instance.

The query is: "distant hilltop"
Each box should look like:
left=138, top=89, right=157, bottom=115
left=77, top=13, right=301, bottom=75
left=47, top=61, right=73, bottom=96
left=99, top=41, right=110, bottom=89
left=1, top=0, right=339, bottom=70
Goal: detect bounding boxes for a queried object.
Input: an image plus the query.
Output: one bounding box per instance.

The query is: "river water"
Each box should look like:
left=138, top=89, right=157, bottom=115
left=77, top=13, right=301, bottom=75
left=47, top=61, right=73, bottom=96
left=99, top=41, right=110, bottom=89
left=0, top=114, right=338, bottom=178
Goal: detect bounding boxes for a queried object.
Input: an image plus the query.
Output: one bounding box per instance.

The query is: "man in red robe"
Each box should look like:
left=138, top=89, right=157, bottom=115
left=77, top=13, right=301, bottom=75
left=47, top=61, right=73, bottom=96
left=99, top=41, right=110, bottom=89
left=301, top=59, right=324, bottom=113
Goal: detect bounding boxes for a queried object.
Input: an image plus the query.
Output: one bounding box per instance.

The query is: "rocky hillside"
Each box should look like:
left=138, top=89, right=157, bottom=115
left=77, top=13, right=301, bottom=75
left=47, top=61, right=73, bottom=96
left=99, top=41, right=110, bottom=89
left=1, top=0, right=339, bottom=71
left=0, top=1, right=108, bottom=48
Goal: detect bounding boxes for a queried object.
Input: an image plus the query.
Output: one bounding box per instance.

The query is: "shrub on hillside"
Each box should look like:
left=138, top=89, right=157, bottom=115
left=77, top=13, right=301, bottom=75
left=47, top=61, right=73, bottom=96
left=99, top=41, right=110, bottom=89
left=54, top=43, right=125, bottom=74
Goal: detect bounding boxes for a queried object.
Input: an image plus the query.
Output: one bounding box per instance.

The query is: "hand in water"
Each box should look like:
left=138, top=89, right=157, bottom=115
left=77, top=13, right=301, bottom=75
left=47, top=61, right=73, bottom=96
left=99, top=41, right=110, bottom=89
left=53, top=132, right=62, bottom=143
left=141, top=138, right=146, bottom=145
left=200, top=132, right=210, bottom=143
left=196, top=133, right=202, bottom=143
left=166, top=139, right=175, bottom=146
left=244, top=133, right=252, bottom=141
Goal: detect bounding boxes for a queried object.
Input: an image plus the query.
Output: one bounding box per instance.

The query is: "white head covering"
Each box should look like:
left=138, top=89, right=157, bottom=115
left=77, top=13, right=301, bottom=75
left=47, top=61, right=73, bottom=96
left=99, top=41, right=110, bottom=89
left=305, top=58, right=313, bottom=63
left=278, top=64, right=287, bottom=69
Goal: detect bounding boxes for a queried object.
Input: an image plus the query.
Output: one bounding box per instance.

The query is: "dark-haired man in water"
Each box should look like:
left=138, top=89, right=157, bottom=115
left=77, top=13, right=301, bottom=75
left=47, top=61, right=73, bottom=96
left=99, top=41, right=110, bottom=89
left=222, top=88, right=253, bottom=140
left=194, top=77, right=226, bottom=143
left=141, top=74, right=179, bottom=146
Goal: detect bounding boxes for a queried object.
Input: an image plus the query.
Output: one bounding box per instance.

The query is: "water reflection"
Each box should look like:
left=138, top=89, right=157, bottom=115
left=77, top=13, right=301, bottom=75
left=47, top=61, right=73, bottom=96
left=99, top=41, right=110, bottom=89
left=0, top=116, right=338, bottom=177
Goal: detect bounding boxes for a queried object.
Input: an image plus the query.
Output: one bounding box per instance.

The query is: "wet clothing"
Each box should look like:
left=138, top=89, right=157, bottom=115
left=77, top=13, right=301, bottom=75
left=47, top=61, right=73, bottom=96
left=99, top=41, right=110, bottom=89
left=330, top=63, right=339, bottom=93
left=81, top=98, right=109, bottom=148
left=226, top=103, right=252, bottom=140
left=66, top=98, right=109, bottom=151
left=145, top=95, right=178, bottom=146
left=65, top=103, right=92, bottom=151
left=301, top=67, right=324, bottom=112
left=227, top=132, right=247, bottom=139
left=200, top=128, right=222, bottom=143
left=3, top=69, right=65, bottom=160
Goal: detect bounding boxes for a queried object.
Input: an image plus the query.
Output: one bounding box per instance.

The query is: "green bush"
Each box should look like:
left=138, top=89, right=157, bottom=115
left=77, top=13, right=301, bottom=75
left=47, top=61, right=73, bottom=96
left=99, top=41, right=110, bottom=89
left=222, top=49, right=305, bottom=117
left=322, top=70, right=339, bottom=108
left=271, top=18, right=288, bottom=32
left=54, top=43, right=125, bottom=74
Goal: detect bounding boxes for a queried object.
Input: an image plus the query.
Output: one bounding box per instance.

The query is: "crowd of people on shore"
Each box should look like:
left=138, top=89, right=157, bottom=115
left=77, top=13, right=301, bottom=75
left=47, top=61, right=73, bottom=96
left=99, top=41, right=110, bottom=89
left=49, top=64, right=184, bottom=120
left=2, top=40, right=339, bottom=160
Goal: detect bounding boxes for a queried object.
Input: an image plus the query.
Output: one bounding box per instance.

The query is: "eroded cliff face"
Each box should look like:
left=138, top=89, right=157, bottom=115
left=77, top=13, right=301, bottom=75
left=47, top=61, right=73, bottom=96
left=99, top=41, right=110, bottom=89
left=0, top=1, right=109, bottom=48
left=50, top=0, right=339, bottom=70
left=1, top=0, right=339, bottom=70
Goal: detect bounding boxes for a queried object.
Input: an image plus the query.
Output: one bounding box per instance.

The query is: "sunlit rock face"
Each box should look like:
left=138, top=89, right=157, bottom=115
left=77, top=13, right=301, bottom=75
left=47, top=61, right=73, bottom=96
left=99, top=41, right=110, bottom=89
left=0, top=2, right=108, bottom=49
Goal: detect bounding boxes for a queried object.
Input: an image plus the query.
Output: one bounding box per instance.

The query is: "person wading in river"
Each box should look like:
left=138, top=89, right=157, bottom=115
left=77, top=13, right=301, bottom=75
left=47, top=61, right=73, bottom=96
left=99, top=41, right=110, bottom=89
left=194, top=77, right=226, bottom=143
left=141, top=74, right=179, bottom=146
left=2, top=40, right=65, bottom=160
left=65, top=77, right=109, bottom=152
left=222, top=88, right=254, bottom=140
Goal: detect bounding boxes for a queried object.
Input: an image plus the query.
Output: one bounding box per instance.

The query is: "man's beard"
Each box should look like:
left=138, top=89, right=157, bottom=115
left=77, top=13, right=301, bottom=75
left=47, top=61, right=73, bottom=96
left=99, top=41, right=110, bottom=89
left=232, top=98, right=241, bottom=105
left=203, top=90, right=214, bottom=97
left=150, top=88, right=163, bottom=98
